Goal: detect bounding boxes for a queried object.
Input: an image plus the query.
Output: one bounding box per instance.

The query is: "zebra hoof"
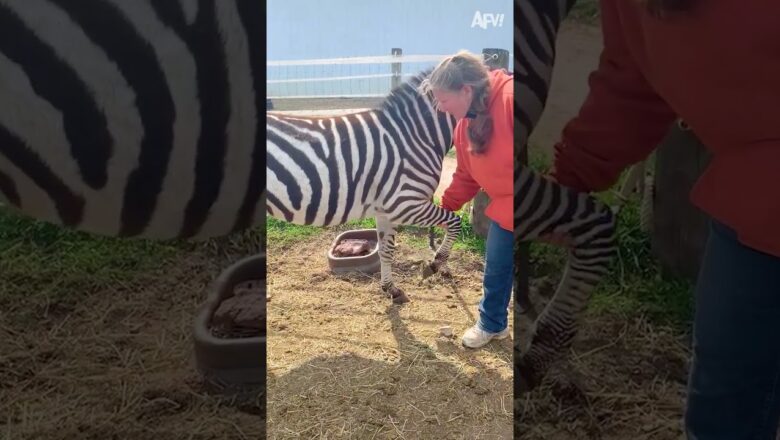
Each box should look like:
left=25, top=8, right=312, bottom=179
left=390, top=288, right=410, bottom=304
left=517, top=302, right=538, bottom=320
left=384, top=286, right=409, bottom=304
left=422, top=262, right=438, bottom=279
left=516, top=357, right=540, bottom=394
left=517, top=374, right=534, bottom=395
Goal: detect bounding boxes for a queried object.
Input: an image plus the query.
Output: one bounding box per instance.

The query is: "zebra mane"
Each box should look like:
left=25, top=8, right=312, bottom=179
left=379, top=67, right=436, bottom=113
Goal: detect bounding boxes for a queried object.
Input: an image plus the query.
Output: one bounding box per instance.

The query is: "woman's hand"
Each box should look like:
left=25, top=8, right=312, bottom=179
left=539, top=231, right=574, bottom=247
left=436, top=203, right=453, bottom=229
left=538, top=172, right=575, bottom=247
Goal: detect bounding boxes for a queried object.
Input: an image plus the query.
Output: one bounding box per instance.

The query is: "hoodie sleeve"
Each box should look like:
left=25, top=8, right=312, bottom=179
left=440, top=125, right=481, bottom=212
left=551, top=0, right=677, bottom=193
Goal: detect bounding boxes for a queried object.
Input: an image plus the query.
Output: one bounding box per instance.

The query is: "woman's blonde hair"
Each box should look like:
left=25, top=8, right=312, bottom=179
left=418, top=50, right=493, bottom=154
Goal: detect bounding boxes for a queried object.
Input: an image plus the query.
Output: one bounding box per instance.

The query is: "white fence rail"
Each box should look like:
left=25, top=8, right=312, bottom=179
left=267, top=49, right=512, bottom=100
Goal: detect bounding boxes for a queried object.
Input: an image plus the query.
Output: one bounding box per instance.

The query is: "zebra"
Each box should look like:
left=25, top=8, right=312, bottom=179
left=515, top=0, right=619, bottom=394
left=0, top=0, right=265, bottom=240
left=266, top=70, right=461, bottom=304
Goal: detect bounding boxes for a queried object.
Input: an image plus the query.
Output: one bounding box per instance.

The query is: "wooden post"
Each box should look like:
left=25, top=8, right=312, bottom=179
left=470, top=189, right=491, bottom=238
left=469, top=48, right=510, bottom=238
left=391, top=48, right=402, bottom=90
left=651, top=121, right=712, bottom=280
left=516, top=143, right=532, bottom=313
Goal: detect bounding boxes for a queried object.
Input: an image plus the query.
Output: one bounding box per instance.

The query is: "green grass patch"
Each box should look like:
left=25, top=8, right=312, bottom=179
left=267, top=202, right=487, bottom=256
left=526, top=162, right=694, bottom=330
left=415, top=206, right=486, bottom=256
left=266, top=217, right=322, bottom=246
left=0, top=208, right=185, bottom=299
left=526, top=148, right=552, bottom=174
left=266, top=216, right=377, bottom=246
left=590, top=201, right=693, bottom=327
left=569, top=0, right=601, bottom=25
left=451, top=205, right=486, bottom=255
left=345, top=217, right=377, bottom=230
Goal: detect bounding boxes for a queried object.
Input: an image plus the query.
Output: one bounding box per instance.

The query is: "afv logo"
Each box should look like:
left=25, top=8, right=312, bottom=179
left=471, top=11, right=505, bottom=29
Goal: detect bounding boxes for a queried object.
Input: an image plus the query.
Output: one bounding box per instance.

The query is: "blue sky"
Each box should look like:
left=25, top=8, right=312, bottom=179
left=267, top=0, right=513, bottom=60
left=267, top=0, right=512, bottom=98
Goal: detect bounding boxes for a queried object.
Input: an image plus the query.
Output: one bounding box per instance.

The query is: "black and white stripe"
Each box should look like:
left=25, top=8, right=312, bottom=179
left=266, top=70, right=461, bottom=302
left=515, top=0, right=619, bottom=393
left=0, top=0, right=265, bottom=239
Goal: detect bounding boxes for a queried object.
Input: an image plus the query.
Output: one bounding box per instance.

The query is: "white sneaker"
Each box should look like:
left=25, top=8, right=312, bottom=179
left=461, top=324, right=510, bottom=348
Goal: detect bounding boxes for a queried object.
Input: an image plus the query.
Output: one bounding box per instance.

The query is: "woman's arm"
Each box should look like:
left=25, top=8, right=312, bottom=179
left=440, top=135, right=481, bottom=212
left=552, top=0, right=678, bottom=193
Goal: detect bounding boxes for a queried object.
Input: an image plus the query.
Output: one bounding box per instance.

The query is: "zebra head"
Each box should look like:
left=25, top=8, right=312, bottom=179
left=379, top=69, right=457, bottom=158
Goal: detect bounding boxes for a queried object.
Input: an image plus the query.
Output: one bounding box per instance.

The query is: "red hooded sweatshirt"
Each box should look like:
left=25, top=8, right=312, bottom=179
left=552, top=0, right=780, bottom=257
left=440, top=69, right=514, bottom=232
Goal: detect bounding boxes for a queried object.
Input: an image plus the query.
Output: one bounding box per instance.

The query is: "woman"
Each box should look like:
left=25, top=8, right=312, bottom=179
left=547, top=0, right=780, bottom=437
left=419, top=50, right=514, bottom=349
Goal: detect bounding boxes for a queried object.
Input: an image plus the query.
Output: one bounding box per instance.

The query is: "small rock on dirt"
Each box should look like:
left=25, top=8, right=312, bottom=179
left=310, top=272, right=329, bottom=282
left=473, top=386, right=489, bottom=395
left=439, top=326, right=453, bottom=337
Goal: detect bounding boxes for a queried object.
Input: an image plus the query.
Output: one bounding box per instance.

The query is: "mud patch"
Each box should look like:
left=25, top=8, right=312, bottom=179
left=332, top=238, right=377, bottom=257
left=211, top=280, right=266, bottom=339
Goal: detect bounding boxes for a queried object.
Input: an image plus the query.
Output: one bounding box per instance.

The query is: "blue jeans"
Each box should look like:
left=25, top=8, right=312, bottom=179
left=477, top=220, right=514, bottom=333
left=685, top=220, right=780, bottom=439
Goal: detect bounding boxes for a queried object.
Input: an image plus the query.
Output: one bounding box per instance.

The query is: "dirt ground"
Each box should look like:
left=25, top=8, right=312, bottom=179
left=266, top=229, right=513, bottom=439
left=518, top=276, right=689, bottom=439
left=436, top=156, right=457, bottom=200
left=0, top=236, right=265, bottom=439
left=527, top=21, right=603, bottom=154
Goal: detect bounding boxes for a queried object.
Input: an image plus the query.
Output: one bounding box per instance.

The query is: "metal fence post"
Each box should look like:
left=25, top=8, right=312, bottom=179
left=391, top=48, right=402, bottom=90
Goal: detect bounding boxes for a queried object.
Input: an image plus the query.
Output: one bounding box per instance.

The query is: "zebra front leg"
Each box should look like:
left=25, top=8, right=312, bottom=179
left=517, top=247, right=614, bottom=392
left=402, top=204, right=461, bottom=279
left=375, top=214, right=409, bottom=304
left=515, top=241, right=538, bottom=320
left=516, top=169, right=617, bottom=393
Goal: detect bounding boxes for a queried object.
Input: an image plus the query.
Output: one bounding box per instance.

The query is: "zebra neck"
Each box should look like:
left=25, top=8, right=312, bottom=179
left=376, top=104, right=451, bottom=161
